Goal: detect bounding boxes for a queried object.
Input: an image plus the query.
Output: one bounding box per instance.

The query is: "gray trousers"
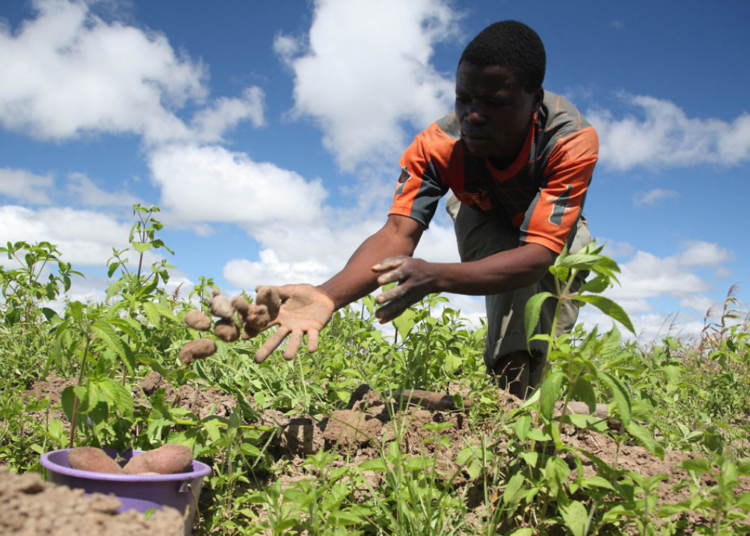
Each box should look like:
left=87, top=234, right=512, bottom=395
left=446, top=194, right=591, bottom=392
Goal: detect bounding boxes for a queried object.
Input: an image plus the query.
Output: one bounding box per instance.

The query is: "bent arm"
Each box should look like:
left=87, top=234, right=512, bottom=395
left=372, top=242, right=557, bottom=322
left=432, top=242, right=556, bottom=295
left=319, top=214, right=424, bottom=309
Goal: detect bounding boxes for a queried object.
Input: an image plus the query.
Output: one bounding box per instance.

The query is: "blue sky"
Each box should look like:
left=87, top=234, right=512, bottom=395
left=1, top=0, right=748, bottom=342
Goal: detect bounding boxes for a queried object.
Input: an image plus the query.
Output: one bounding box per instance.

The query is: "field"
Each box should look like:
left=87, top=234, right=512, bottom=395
left=1, top=206, right=749, bottom=536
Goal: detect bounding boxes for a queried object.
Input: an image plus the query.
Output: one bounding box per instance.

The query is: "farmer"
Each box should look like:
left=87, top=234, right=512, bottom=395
left=255, top=21, right=597, bottom=399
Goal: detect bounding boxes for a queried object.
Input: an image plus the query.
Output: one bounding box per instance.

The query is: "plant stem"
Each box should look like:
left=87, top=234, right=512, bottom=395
left=68, top=335, right=92, bottom=448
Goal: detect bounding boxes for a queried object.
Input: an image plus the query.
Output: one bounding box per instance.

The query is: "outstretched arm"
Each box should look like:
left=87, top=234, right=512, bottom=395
left=372, top=242, right=556, bottom=322
left=254, top=215, right=424, bottom=362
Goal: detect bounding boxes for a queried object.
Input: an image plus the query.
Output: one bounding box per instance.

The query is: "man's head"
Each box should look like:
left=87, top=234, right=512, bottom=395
left=455, top=21, right=546, bottom=166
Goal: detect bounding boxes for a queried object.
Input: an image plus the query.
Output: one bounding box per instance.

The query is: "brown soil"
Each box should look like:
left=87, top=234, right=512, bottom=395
left=0, top=466, right=183, bottom=536
left=23, top=372, right=238, bottom=426
left=21, top=375, right=750, bottom=532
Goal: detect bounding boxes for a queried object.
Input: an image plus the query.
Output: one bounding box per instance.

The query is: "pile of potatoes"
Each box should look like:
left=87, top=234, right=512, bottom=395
left=179, top=286, right=280, bottom=365
left=68, top=445, right=193, bottom=475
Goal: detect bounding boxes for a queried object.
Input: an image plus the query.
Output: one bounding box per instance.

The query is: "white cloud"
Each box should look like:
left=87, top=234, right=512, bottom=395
left=577, top=240, right=739, bottom=340
left=678, top=294, right=716, bottom=316
left=224, top=249, right=331, bottom=289
left=66, top=172, right=141, bottom=207
left=588, top=94, right=750, bottom=170
left=190, top=86, right=266, bottom=142
left=276, top=0, right=460, bottom=171
left=0, top=0, right=263, bottom=145
left=148, top=143, right=328, bottom=227
left=599, top=239, right=635, bottom=259
left=0, top=167, right=55, bottom=204
left=0, top=204, right=162, bottom=267
left=677, top=241, right=733, bottom=267
left=633, top=188, right=679, bottom=206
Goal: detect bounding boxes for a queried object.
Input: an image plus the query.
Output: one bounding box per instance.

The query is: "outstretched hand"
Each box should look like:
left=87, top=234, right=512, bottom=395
left=372, top=256, right=438, bottom=323
left=254, top=284, right=335, bottom=363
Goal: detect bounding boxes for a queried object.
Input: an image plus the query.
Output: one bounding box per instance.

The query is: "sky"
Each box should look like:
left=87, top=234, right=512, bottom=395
left=1, top=0, right=748, bottom=344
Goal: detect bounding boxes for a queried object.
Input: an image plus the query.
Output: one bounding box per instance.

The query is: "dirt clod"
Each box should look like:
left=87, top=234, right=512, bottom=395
left=0, top=467, right=183, bottom=536
left=209, top=289, right=234, bottom=320
left=184, top=310, right=211, bottom=331
left=213, top=319, right=240, bottom=343
left=179, top=338, right=217, bottom=365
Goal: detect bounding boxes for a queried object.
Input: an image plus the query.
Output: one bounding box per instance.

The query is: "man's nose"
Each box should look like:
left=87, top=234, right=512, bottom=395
left=465, top=106, right=486, bottom=124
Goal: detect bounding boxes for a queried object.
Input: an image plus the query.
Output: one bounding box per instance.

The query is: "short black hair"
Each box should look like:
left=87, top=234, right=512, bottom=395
left=459, top=21, right=546, bottom=92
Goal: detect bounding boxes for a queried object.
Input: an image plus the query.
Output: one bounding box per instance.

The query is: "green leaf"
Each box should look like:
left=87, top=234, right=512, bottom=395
left=581, top=476, right=616, bottom=491
left=560, top=500, right=588, bottom=536
left=573, top=295, right=635, bottom=334
left=137, top=355, right=169, bottom=379
left=524, top=292, right=555, bottom=346
left=579, top=274, right=609, bottom=294
left=626, top=421, right=664, bottom=459
left=599, top=372, right=631, bottom=426
left=392, top=308, right=416, bottom=340
left=737, top=458, right=750, bottom=476
left=508, top=530, right=533, bottom=536
left=61, top=386, right=76, bottom=422
left=132, top=242, right=152, bottom=253
left=515, top=414, right=531, bottom=441
left=202, top=420, right=222, bottom=443
left=328, top=511, right=366, bottom=526
left=678, top=458, right=713, bottom=474
left=601, top=324, right=622, bottom=356
left=142, top=302, right=160, bottom=327
left=358, top=459, right=388, bottom=472
left=540, top=371, right=563, bottom=421
left=559, top=253, right=604, bottom=270
left=405, top=456, right=433, bottom=471
left=570, top=378, right=597, bottom=413
left=105, top=280, right=126, bottom=301
left=503, top=472, right=525, bottom=508
left=92, top=321, right=136, bottom=376
left=239, top=443, right=262, bottom=457
left=99, top=378, right=134, bottom=419
left=527, top=428, right=552, bottom=441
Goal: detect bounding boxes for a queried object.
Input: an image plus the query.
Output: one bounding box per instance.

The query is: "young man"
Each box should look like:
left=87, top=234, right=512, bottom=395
left=254, top=21, right=598, bottom=399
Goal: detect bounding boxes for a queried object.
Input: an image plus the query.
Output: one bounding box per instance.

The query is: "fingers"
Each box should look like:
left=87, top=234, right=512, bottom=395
left=284, top=329, right=304, bottom=360
left=376, top=281, right=409, bottom=305
left=371, top=257, right=405, bottom=273
left=306, top=330, right=319, bottom=353
left=258, top=284, right=296, bottom=301
left=254, top=326, right=291, bottom=363
left=375, top=295, right=412, bottom=323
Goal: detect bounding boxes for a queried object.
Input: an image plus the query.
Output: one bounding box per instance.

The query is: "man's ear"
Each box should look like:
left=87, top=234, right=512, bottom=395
left=532, top=88, right=544, bottom=114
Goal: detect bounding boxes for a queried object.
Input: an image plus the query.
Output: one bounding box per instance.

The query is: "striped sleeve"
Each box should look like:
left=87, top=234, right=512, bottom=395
left=388, top=127, right=449, bottom=228
left=520, top=125, right=598, bottom=253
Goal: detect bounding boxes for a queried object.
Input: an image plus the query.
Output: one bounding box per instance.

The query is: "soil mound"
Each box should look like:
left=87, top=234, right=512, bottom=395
left=0, top=466, right=183, bottom=536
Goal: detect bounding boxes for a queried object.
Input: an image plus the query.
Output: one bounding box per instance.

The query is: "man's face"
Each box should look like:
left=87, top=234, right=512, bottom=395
left=455, top=61, right=542, bottom=166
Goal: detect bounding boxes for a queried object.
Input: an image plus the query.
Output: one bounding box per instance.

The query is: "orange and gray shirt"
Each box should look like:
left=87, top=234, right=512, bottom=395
left=389, top=91, right=598, bottom=254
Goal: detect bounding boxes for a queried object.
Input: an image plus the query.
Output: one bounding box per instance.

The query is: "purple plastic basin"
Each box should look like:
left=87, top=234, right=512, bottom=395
left=41, top=448, right=211, bottom=536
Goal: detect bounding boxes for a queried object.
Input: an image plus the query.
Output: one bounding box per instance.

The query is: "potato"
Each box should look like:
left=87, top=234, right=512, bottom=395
left=123, top=444, right=193, bottom=475
left=184, top=309, right=211, bottom=331
left=242, top=322, right=262, bottom=339
left=230, top=296, right=251, bottom=318
left=213, top=319, right=240, bottom=342
left=245, top=304, right=270, bottom=331
left=179, top=338, right=216, bottom=365
left=255, top=286, right=281, bottom=321
left=209, top=288, right=234, bottom=320
left=68, top=447, right=123, bottom=474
